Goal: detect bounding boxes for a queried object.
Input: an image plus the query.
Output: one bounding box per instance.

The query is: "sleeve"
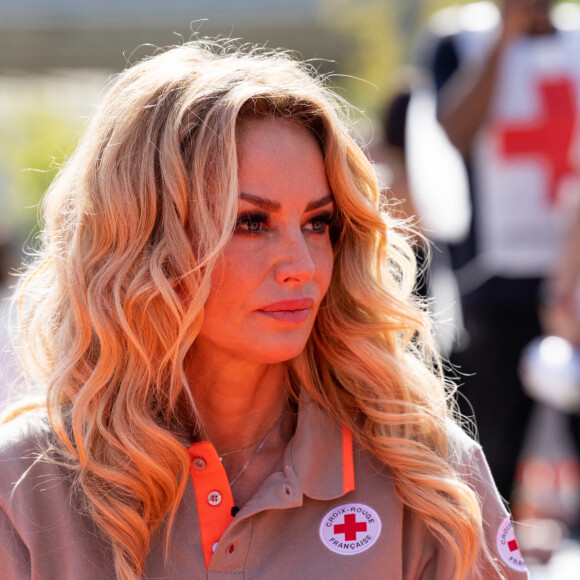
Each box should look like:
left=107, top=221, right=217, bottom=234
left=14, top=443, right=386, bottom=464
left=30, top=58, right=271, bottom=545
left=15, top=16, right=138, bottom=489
left=430, top=35, right=461, bottom=95
left=449, top=424, right=530, bottom=579
left=0, top=504, right=31, bottom=580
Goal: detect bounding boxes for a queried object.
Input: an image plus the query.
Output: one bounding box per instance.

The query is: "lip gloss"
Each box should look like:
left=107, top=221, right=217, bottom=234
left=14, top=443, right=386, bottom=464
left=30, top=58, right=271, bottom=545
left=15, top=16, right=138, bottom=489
left=259, top=298, right=314, bottom=324
left=259, top=308, right=310, bottom=323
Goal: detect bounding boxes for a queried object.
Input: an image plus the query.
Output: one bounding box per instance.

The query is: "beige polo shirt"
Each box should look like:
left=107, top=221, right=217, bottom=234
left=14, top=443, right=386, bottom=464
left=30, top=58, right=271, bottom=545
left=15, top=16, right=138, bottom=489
left=0, top=403, right=529, bottom=579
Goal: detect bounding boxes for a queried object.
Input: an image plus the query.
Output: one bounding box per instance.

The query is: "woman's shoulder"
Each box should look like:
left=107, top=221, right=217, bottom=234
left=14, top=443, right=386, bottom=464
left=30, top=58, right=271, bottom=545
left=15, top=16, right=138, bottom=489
left=446, top=418, right=486, bottom=472
left=0, top=407, right=61, bottom=490
left=446, top=418, right=506, bottom=504
left=0, top=407, right=54, bottom=457
left=0, top=407, right=77, bottom=516
left=446, top=424, right=529, bottom=577
left=446, top=418, right=482, bottom=460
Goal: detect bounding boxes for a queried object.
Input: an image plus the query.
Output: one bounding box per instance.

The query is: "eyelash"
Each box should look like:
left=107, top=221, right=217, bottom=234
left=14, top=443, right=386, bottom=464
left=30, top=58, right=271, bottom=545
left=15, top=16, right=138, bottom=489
left=234, top=210, right=335, bottom=235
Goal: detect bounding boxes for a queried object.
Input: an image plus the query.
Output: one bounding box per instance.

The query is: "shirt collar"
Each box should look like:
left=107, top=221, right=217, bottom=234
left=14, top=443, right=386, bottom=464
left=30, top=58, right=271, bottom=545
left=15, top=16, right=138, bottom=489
left=288, top=400, right=355, bottom=501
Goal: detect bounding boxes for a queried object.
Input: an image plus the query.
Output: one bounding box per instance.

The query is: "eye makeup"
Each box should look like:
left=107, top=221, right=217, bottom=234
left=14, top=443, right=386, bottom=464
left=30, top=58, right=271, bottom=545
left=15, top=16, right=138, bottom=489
left=234, top=207, right=336, bottom=235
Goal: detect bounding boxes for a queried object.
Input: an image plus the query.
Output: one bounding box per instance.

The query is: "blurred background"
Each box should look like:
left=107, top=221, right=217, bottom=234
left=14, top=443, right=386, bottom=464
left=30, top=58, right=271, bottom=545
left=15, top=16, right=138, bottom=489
left=0, top=0, right=482, bottom=258
left=2, top=1, right=580, bottom=577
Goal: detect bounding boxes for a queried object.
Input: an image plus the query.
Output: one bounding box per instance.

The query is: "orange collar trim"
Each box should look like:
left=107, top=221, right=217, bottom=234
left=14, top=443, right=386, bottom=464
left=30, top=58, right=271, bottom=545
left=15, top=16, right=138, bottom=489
left=342, top=423, right=355, bottom=494
left=187, top=442, right=235, bottom=569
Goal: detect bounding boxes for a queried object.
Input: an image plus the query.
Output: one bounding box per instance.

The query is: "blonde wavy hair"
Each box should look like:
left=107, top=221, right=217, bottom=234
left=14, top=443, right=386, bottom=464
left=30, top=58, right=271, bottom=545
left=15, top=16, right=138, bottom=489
left=9, top=41, right=501, bottom=579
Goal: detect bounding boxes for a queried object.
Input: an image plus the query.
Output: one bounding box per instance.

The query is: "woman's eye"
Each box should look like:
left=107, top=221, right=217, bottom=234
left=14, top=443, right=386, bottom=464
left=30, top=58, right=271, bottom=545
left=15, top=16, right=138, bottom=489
left=245, top=220, right=262, bottom=232
left=310, top=220, right=326, bottom=233
left=305, top=211, right=334, bottom=234
left=235, top=212, right=269, bottom=233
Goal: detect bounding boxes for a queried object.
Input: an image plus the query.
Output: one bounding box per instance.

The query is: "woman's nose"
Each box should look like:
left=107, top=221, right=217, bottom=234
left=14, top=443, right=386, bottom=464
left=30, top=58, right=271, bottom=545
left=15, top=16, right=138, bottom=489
left=273, top=231, right=316, bottom=285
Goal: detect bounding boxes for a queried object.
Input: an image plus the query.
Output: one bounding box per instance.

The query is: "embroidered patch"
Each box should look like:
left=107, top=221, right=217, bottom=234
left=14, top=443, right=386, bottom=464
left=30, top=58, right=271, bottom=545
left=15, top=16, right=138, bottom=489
left=496, top=516, right=527, bottom=572
left=319, top=503, right=381, bottom=555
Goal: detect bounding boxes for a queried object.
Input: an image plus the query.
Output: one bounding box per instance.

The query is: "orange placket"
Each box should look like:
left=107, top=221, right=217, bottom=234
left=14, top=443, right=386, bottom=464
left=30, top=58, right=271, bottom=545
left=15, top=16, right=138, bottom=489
left=342, top=424, right=355, bottom=494
left=187, top=442, right=235, bottom=568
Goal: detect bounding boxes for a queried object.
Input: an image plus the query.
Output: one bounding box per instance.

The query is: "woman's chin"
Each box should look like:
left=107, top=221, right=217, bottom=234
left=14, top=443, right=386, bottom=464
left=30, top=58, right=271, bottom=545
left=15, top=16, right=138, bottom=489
left=246, top=341, right=308, bottom=365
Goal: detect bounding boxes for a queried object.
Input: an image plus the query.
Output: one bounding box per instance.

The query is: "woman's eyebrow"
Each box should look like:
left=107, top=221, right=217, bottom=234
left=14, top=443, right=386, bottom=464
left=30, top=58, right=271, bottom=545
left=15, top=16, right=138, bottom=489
left=239, top=192, right=281, bottom=211
left=238, top=192, right=333, bottom=212
left=305, top=194, right=333, bottom=212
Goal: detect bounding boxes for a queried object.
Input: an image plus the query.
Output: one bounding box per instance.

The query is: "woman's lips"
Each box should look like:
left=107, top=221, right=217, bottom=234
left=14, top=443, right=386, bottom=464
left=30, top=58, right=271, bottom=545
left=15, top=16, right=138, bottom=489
left=259, top=298, right=314, bottom=323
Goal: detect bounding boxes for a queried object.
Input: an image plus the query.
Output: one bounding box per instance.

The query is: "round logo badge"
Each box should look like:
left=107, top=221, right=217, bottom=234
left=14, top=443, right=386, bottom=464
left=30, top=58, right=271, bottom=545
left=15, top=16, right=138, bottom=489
left=496, top=516, right=527, bottom=572
left=319, top=503, right=382, bottom=555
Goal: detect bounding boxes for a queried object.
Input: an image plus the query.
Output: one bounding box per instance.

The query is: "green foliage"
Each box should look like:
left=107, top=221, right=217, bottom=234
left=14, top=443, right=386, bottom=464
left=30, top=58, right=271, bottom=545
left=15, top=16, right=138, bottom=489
left=317, top=0, right=403, bottom=118
left=422, top=0, right=473, bottom=18
left=0, top=94, right=81, bottom=244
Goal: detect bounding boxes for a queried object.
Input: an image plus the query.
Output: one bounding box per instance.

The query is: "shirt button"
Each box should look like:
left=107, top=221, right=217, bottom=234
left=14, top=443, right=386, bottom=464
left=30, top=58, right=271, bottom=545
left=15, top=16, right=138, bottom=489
left=207, top=491, right=222, bottom=506
left=192, top=457, right=207, bottom=470
left=212, top=542, right=219, bottom=553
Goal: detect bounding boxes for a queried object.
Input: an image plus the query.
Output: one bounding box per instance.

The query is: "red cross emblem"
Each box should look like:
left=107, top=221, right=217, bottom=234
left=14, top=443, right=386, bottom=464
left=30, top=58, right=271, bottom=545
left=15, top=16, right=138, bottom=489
left=333, top=514, right=368, bottom=541
left=496, top=516, right=527, bottom=572
left=508, top=539, right=519, bottom=552
left=496, top=77, right=577, bottom=205
left=320, top=503, right=381, bottom=555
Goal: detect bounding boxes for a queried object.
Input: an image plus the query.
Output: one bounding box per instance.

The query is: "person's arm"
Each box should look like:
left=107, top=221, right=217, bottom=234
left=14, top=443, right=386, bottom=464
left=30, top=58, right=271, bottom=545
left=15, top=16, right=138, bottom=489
left=436, top=1, right=534, bottom=155
left=540, top=201, right=580, bottom=344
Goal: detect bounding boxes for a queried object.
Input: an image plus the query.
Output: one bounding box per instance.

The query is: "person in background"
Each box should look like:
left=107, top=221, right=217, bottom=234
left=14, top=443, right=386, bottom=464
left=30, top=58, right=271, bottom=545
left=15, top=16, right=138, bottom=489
left=373, top=82, right=428, bottom=297
left=374, top=71, right=474, bottom=361
left=424, top=0, right=580, bottom=503
left=0, top=41, right=527, bottom=579
left=540, top=199, right=580, bottom=346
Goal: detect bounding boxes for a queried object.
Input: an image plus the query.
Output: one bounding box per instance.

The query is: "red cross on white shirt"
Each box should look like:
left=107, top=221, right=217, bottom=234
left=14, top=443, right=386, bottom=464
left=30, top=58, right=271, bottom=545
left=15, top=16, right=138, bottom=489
left=496, top=77, right=577, bottom=205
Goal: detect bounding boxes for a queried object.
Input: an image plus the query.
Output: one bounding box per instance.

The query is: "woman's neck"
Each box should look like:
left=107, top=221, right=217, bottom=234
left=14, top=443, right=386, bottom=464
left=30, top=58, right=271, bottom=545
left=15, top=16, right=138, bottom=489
left=185, top=345, right=297, bottom=508
left=186, top=348, right=288, bottom=453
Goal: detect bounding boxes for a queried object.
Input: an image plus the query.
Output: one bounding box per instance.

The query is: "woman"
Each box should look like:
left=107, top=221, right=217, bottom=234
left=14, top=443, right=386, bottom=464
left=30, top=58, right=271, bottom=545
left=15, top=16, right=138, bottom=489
left=0, top=41, right=527, bottom=579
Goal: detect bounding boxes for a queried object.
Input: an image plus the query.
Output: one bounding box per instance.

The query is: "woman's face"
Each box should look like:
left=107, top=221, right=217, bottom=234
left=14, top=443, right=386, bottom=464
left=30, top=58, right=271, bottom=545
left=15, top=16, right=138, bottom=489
left=195, top=116, right=335, bottom=366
